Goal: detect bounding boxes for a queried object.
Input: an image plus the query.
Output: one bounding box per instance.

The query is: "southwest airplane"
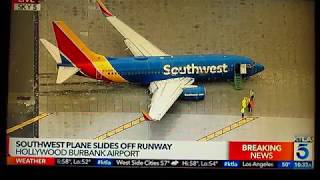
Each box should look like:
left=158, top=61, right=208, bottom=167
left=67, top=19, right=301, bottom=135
left=40, top=0, right=264, bottom=121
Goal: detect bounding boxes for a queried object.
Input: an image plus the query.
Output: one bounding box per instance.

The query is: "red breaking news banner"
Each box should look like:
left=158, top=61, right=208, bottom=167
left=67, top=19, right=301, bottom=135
left=7, top=157, right=56, bottom=166
left=229, top=142, right=294, bottom=161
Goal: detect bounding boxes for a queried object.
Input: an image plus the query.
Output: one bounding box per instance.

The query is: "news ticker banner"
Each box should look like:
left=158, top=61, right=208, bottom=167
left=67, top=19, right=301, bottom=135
left=8, top=138, right=228, bottom=160
left=7, top=138, right=314, bottom=169
left=12, top=0, right=41, bottom=11
left=6, top=157, right=314, bottom=169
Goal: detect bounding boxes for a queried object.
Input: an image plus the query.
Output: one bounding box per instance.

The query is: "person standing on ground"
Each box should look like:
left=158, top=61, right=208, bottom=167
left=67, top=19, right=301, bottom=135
left=250, top=89, right=254, bottom=100
left=247, top=98, right=252, bottom=115
left=248, top=98, right=255, bottom=116
left=248, top=90, right=255, bottom=116
left=241, top=97, right=247, bottom=118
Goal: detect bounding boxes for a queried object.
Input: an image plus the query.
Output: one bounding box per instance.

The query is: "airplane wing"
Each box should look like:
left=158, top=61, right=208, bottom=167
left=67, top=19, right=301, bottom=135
left=96, top=0, right=169, bottom=57
left=143, top=77, right=195, bottom=121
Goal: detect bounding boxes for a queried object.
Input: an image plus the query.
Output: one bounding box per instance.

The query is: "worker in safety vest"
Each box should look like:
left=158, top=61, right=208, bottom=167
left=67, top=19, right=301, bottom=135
left=241, top=107, right=245, bottom=118
left=241, top=97, right=248, bottom=118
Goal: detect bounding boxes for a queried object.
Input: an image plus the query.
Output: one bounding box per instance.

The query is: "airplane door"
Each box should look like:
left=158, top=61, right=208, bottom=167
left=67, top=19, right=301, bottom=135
left=235, top=63, right=247, bottom=75
left=96, top=70, right=103, bottom=80
left=240, top=64, right=247, bottom=74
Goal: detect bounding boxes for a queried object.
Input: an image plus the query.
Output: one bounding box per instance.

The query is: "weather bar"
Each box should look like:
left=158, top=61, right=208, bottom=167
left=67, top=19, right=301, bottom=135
left=7, top=157, right=313, bottom=169
left=57, top=159, right=313, bottom=169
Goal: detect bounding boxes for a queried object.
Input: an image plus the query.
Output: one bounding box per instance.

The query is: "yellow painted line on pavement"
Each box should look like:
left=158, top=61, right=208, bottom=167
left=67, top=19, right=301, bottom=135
left=6, top=113, right=52, bottom=134
left=94, top=116, right=146, bottom=140
left=197, top=116, right=259, bottom=141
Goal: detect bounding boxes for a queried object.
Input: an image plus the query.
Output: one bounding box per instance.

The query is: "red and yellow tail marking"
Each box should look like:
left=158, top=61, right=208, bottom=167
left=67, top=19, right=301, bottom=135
left=53, top=21, right=127, bottom=83
left=90, top=54, right=127, bottom=83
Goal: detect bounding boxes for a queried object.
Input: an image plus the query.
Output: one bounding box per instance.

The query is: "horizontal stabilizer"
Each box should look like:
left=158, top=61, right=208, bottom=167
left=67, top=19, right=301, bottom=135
left=40, top=39, right=62, bottom=64
left=56, top=66, right=79, bottom=84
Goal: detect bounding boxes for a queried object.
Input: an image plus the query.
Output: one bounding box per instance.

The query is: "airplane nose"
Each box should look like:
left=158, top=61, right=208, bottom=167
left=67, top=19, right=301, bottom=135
left=255, top=64, right=264, bottom=73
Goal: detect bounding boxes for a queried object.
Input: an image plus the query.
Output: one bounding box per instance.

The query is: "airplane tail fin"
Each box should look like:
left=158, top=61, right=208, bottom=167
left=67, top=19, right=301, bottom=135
left=42, top=21, right=127, bottom=84
left=40, top=33, right=79, bottom=84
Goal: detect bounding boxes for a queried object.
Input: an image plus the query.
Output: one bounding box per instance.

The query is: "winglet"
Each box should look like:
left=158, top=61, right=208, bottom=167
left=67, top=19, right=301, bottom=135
left=96, top=0, right=113, bottom=17
left=142, top=112, right=152, bottom=121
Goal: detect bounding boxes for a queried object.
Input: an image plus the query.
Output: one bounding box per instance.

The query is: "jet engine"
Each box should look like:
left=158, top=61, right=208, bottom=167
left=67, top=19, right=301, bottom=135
left=180, top=85, right=206, bottom=101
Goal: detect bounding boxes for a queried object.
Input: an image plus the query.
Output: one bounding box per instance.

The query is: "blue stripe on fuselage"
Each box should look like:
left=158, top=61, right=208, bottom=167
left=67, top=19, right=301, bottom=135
left=108, top=54, right=253, bottom=85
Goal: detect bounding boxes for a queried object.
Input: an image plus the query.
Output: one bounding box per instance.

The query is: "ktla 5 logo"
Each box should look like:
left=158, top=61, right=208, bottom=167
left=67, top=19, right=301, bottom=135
left=294, top=143, right=313, bottom=161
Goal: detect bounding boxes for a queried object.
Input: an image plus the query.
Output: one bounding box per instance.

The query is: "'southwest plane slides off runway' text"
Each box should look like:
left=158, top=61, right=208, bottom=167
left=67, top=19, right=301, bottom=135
left=40, top=0, right=264, bottom=121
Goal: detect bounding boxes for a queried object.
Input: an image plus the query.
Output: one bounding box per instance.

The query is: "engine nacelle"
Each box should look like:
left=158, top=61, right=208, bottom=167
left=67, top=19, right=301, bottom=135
left=180, top=85, right=206, bottom=101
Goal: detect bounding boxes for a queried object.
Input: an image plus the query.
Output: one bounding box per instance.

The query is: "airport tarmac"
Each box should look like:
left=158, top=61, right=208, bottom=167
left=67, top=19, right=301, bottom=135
left=38, top=0, right=315, bottom=118
left=8, top=0, right=315, bottom=139
left=39, top=112, right=314, bottom=141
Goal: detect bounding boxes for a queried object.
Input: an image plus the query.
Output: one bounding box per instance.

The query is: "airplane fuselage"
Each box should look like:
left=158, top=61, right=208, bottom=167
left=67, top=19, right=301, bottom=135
left=64, top=54, right=264, bottom=85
